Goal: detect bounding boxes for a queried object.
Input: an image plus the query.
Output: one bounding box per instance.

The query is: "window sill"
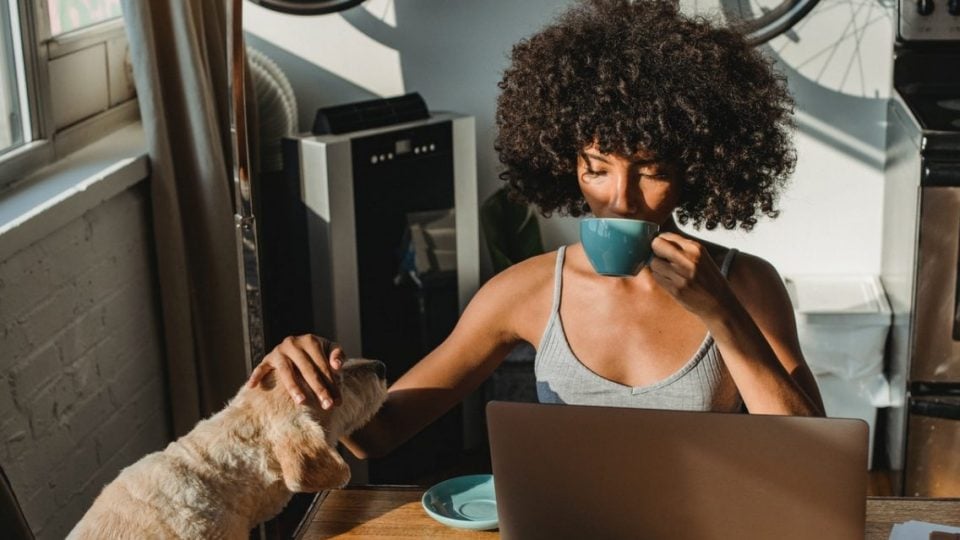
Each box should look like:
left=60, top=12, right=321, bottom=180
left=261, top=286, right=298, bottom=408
left=0, top=122, right=148, bottom=261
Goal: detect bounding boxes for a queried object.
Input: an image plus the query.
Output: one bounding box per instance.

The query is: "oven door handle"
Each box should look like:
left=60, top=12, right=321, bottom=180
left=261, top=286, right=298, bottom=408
left=910, top=398, right=960, bottom=421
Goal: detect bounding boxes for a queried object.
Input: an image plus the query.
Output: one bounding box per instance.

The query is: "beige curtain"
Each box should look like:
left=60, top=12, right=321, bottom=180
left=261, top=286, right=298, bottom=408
left=122, top=0, right=255, bottom=436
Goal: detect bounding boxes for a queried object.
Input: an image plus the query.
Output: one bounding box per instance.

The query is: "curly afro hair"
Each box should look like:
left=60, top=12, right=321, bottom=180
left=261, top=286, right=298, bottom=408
left=494, top=0, right=796, bottom=230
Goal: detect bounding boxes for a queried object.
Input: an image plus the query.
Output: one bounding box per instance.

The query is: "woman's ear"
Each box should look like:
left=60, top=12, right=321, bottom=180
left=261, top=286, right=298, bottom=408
left=272, top=414, right=351, bottom=492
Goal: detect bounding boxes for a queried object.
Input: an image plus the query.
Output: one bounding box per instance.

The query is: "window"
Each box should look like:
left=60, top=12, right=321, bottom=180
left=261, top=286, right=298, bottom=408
left=0, top=0, right=135, bottom=190
left=48, top=0, right=122, bottom=36
left=0, top=2, right=27, bottom=157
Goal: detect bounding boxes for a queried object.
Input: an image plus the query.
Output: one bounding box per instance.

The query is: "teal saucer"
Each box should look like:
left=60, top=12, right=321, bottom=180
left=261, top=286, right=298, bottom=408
left=421, top=474, right=498, bottom=530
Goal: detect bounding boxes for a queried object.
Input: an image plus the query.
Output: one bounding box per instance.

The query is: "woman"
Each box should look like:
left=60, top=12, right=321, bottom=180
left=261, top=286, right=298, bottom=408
left=248, top=0, right=824, bottom=459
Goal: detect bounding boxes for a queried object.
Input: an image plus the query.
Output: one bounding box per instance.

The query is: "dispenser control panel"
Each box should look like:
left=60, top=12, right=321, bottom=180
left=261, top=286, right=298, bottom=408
left=900, top=0, right=960, bottom=41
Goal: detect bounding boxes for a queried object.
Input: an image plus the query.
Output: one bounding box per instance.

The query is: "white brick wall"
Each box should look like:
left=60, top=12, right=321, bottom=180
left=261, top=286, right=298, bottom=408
left=0, top=183, right=170, bottom=540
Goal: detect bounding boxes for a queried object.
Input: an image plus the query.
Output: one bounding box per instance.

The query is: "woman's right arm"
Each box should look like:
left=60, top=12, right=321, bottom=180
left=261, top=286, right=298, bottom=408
left=248, top=257, right=551, bottom=458
left=343, top=274, right=523, bottom=457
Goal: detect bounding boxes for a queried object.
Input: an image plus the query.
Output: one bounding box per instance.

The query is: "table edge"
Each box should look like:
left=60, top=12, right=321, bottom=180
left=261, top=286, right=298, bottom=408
left=290, top=488, right=960, bottom=540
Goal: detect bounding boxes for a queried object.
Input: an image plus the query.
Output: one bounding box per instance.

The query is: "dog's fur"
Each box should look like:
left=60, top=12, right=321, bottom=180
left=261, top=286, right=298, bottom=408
left=67, top=359, right=387, bottom=539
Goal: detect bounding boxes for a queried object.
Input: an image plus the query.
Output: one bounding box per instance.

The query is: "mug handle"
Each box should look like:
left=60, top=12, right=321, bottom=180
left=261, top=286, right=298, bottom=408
left=643, top=233, right=659, bottom=268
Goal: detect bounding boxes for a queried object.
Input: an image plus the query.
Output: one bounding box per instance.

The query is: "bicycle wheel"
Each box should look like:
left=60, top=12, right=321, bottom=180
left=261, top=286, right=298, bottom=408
left=677, top=0, right=822, bottom=45
left=249, top=0, right=366, bottom=15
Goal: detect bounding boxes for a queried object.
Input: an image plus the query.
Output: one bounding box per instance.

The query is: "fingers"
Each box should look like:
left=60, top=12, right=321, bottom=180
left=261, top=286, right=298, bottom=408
left=283, top=349, right=331, bottom=409
left=651, top=235, right=692, bottom=274
left=288, top=338, right=341, bottom=409
left=656, top=232, right=697, bottom=251
left=655, top=233, right=706, bottom=261
left=274, top=356, right=308, bottom=404
left=651, top=234, right=685, bottom=262
left=649, top=236, right=703, bottom=290
left=652, top=233, right=710, bottom=273
left=329, top=347, right=343, bottom=370
left=249, top=348, right=308, bottom=403
left=305, top=338, right=343, bottom=404
left=648, top=257, right=684, bottom=296
left=313, top=337, right=344, bottom=373
left=648, top=256, right=679, bottom=283
left=650, top=235, right=729, bottom=318
left=250, top=335, right=347, bottom=409
left=247, top=361, right=272, bottom=388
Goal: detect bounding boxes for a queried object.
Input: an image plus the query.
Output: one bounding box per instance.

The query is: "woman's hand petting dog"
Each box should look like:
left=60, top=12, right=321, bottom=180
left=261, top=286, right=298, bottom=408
left=248, top=334, right=343, bottom=409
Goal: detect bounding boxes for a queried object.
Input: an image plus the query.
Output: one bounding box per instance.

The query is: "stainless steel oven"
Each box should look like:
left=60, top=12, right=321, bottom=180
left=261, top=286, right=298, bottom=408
left=880, top=3, right=960, bottom=496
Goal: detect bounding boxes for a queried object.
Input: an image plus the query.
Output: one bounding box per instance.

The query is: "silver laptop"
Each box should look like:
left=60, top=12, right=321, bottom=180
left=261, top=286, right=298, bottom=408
left=486, top=401, right=868, bottom=540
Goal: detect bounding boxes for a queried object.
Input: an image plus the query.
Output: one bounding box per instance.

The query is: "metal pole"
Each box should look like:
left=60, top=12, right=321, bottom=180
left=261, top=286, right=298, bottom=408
left=227, top=0, right=265, bottom=376
left=227, top=4, right=268, bottom=539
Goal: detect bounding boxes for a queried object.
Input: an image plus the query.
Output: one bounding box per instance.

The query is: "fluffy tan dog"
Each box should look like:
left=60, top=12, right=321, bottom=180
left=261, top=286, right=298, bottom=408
left=67, top=358, right=387, bottom=539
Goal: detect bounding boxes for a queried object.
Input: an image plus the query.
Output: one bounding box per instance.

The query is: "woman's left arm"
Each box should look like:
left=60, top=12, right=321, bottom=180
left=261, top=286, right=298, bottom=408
left=650, top=233, right=825, bottom=416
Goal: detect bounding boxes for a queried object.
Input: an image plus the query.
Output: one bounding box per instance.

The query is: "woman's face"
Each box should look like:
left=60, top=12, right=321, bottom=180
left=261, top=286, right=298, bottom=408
left=577, top=143, right=681, bottom=224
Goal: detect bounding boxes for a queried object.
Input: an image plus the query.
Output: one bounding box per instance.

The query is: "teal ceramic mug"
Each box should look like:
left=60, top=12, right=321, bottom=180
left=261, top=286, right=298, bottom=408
left=580, top=218, right=660, bottom=277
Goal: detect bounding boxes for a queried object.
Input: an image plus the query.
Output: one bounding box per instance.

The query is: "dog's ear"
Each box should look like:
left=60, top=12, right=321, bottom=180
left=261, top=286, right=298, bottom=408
left=273, top=415, right=351, bottom=492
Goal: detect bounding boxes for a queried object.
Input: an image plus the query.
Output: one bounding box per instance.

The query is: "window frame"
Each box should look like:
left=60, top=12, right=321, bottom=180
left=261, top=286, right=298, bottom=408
left=0, top=0, right=136, bottom=191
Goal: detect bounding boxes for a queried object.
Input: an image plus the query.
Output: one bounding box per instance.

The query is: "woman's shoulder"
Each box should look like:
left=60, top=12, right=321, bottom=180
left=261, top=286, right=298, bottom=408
left=481, top=249, right=560, bottom=297
left=682, top=233, right=786, bottom=303
left=682, top=234, right=780, bottom=284
left=466, top=249, right=560, bottom=341
left=721, top=249, right=792, bottom=318
left=725, top=249, right=783, bottom=289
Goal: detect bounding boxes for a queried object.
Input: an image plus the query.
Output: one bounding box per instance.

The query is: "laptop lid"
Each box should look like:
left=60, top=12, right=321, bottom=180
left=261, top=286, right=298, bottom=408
left=487, top=401, right=868, bottom=540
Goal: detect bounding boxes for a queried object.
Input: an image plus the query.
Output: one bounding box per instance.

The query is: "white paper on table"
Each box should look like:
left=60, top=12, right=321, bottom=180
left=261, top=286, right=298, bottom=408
left=889, top=520, right=960, bottom=540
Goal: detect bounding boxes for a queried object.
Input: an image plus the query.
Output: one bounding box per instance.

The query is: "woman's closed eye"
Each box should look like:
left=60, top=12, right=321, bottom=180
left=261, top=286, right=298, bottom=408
left=582, top=169, right=668, bottom=182
left=638, top=165, right=670, bottom=179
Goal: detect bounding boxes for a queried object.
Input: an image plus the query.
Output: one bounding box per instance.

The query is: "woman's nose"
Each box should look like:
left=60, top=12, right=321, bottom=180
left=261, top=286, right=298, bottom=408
left=609, top=172, right=638, bottom=215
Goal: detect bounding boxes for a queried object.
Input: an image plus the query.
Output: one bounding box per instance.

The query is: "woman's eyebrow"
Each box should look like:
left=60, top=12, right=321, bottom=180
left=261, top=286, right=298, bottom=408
left=582, top=151, right=610, bottom=164
left=582, top=151, right=658, bottom=166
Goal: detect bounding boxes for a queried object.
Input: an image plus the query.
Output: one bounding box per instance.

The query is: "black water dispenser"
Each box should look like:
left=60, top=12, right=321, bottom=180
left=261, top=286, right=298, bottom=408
left=261, top=110, right=479, bottom=484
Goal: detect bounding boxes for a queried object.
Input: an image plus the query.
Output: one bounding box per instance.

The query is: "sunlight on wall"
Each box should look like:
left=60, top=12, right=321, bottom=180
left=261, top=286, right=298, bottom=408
left=689, top=126, right=886, bottom=275
left=243, top=2, right=404, bottom=98
left=363, top=0, right=397, bottom=27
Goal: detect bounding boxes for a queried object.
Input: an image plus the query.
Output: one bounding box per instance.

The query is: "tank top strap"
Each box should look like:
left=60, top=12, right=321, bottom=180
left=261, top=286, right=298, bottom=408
left=720, top=248, right=738, bottom=278
left=550, top=246, right=567, bottom=314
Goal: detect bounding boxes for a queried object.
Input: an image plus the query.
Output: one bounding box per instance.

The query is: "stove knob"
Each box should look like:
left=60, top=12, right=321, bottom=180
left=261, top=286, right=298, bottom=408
left=949, top=0, right=960, bottom=15
left=917, top=0, right=934, bottom=15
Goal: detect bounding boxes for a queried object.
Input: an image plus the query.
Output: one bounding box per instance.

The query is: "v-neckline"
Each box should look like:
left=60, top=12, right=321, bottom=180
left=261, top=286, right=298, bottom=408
left=554, top=309, right=715, bottom=393
left=551, top=243, right=720, bottom=393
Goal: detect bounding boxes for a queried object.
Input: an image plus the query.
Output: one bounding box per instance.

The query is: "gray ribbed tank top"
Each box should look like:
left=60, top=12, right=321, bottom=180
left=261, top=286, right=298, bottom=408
left=535, top=245, right=743, bottom=411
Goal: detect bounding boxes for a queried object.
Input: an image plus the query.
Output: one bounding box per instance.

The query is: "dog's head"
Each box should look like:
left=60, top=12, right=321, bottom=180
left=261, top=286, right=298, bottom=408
left=268, top=358, right=387, bottom=492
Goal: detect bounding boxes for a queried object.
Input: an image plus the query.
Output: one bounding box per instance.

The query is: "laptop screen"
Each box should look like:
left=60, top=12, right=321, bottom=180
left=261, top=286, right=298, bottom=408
left=487, top=401, right=868, bottom=540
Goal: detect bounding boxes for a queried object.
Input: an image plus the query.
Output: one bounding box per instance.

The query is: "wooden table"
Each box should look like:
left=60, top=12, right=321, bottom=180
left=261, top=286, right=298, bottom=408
left=295, top=486, right=960, bottom=539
